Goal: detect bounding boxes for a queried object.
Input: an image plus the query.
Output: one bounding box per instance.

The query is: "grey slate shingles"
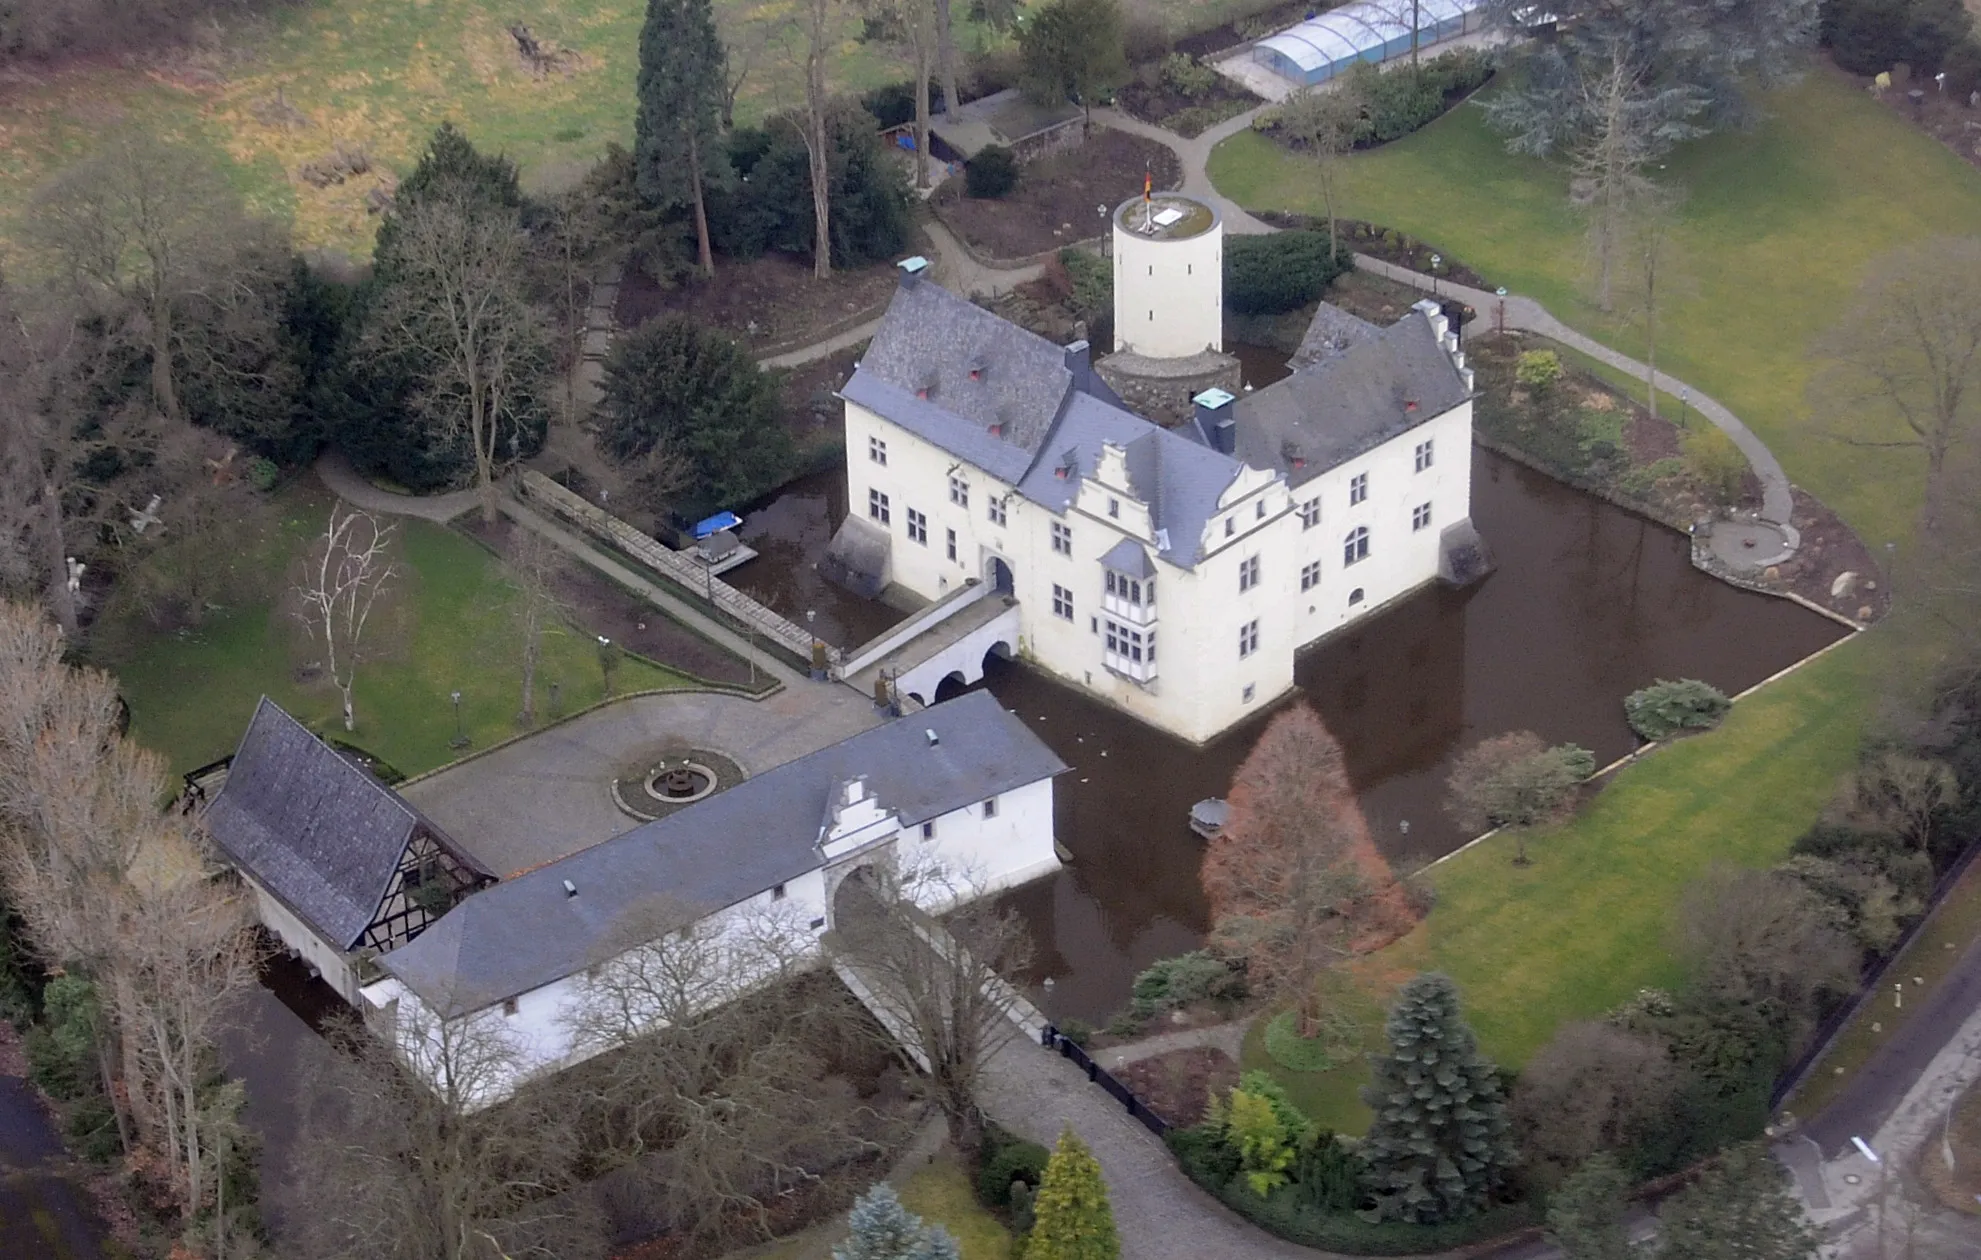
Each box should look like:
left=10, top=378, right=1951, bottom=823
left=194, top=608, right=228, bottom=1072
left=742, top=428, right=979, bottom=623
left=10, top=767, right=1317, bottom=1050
left=205, top=699, right=427, bottom=950
left=379, top=691, right=1067, bottom=1017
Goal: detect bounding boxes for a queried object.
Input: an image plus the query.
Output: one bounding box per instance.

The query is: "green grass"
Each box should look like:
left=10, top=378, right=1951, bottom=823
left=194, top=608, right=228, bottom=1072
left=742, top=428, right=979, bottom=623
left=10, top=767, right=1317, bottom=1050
left=100, top=488, right=684, bottom=781
left=1209, top=71, right=1981, bottom=549
left=1242, top=636, right=1871, bottom=1135
left=0, top=0, right=1020, bottom=259
left=1239, top=987, right=1386, bottom=1136
left=898, top=1152, right=1013, bottom=1260
left=1785, top=856, right=1981, bottom=1121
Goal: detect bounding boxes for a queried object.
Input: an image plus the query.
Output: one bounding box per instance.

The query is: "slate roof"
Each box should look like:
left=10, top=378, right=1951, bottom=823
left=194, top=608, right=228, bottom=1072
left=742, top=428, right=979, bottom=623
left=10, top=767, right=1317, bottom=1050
left=846, top=279, right=1245, bottom=569
left=378, top=691, right=1068, bottom=1018
left=1100, top=537, right=1155, bottom=579
left=1234, top=308, right=1470, bottom=488
left=205, top=699, right=463, bottom=951
left=1289, top=302, right=1380, bottom=370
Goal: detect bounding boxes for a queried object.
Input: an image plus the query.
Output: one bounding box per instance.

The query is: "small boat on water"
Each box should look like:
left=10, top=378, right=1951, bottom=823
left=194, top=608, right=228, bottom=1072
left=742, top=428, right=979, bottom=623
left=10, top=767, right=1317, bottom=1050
left=1188, top=798, right=1227, bottom=841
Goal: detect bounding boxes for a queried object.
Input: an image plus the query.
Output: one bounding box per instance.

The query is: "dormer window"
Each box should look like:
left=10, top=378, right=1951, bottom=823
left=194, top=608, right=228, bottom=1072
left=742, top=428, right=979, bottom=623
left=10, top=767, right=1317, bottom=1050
left=988, top=422, right=1003, bottom=438
left=1107, top=497, right=1120, bottom=518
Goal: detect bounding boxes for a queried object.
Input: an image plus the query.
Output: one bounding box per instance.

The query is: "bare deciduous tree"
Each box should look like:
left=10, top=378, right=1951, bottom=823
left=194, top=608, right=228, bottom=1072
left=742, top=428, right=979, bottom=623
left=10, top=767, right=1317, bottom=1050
left=1831, top=750, right=1959, bottom=852
left=831, top=857, right=1031, bottom=1155
left=292, top=1009, right=603, bottom=1260
left=293, top=505, right=398, bottom=732
left=1444, top=730, right=1592, bottom=864
left=1812, top=238, right=1981, bottom=493
left=1510, top=1020, right=1679, bottom=1187
left=1678, top=866, right=1859, bottom=1045
left=365, top=193, right=551, bottom=522
left=503, top=529, right=569, bottom=728
left=1619, top=185, right=1686, bottom=419
left=863, top=0, right=941, bottom=190
left=1273, top=82, right=1365, bottom=259
left=1570, top=40, right=1664, bottom=314
left=776, top=0, right=841, bottom=279
left=1204, top=704, right=1414, bottom=1034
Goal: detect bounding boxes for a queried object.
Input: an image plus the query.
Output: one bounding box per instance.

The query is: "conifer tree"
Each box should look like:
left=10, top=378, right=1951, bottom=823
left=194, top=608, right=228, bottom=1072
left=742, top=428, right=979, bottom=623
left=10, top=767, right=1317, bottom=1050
left=833, top=1183, right=960, bottom=1260
left=1360, top=973, right=1517, bottom=1224
left=1653, top=1143, right=1818, bottom=1260
left=1027, top=1129, right=1119, bottom=1260
left=635, top=0, right=727, bottom=277
left=1547, top=1153, right=1633, bottom=1260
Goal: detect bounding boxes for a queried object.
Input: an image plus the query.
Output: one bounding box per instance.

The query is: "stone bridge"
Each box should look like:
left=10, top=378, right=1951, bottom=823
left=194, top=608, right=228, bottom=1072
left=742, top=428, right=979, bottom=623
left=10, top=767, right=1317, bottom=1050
left=842, top=591, right=1022, bottom=707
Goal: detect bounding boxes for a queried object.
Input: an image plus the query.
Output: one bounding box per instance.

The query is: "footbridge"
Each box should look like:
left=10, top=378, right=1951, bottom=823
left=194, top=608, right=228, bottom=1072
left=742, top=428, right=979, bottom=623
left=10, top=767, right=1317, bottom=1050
left=838, top=583, right=1022, bottom=706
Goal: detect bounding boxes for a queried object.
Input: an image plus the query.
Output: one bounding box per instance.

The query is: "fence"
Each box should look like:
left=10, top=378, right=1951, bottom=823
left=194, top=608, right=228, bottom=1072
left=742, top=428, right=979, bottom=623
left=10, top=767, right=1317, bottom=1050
left=1041, top=1025, right=1173, bottom=1139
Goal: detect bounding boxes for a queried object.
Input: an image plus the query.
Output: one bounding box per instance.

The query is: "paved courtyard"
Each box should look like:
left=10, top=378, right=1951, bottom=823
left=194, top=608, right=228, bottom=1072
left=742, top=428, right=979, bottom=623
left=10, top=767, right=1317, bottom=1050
left=401, top=683, right=882, bottom=877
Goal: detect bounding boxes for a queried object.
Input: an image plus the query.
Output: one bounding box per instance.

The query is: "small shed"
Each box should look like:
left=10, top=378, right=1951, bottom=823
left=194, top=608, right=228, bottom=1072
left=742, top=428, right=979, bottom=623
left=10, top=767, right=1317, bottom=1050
left=929, top=89, right=1083, bottom=162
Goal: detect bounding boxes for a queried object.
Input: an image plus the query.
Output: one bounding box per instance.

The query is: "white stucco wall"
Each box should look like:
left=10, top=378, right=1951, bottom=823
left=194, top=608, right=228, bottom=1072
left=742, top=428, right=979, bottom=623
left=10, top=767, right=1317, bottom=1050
left=245, top=874, right=363, bottom=1005
left=360, top=778, right=1061, bottom=1105
left=1112, top=213, right=1223, bottom=358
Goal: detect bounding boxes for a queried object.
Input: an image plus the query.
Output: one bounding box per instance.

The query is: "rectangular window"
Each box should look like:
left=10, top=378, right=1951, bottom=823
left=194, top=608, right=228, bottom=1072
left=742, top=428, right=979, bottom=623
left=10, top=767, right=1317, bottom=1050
left=1052, top=584, right=1074, bottom=620
left=1239, top=555, right=1260, bottom=593
left=1413, top=502, right=1433, bottom=531
left=1224, top=517, right=1235, bottom=538
left=1415, top=440, right=1434, bottom=472
left=868, top=436, right=887, bottom=465
left=946, top=528, right=958, bottom=560
left=771, top=883, right=787, bottom=901
left=982, top=796, right=998, bottom=820
left=921, top=820, right=936, bottom=840
left=1107, top=497, right=1120, bottom=518
left=1243, top=683, right=1256, bottom=703
left=988, top=497, right=1007, bottom=527
left=1103, top=618, right=1153, bottom=680
left=1051, top=521, right=1072, bottom=556
left=907, top=508, right=928, bottom=545
left=1301, top=560, right=1321, bottom=591
left=1238, top=619, right=1259, bottom=659
left=868, top=489, right=890, bottom=525
left=1255, top=500, right=1266, bottom=520
left=1349, top=472, right=1369, bottom=505
left=1300, top=497, right=1321, bottom=530
left=502, top=997, right=519, bottom=1017
left=949, top=475, right=969, bottom=507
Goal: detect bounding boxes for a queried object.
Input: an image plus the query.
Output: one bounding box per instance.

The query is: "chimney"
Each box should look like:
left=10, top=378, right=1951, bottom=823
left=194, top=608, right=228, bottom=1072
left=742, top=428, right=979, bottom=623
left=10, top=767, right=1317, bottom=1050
left=925, top=728, right=940, bottom=747
left=897, top=255, right=931, bottom=287
left=1194, top=387, right=1236, bottom=455
left=1064, top=339, right=1091, bottom=375
left=562, top=879, right=578, bottom=898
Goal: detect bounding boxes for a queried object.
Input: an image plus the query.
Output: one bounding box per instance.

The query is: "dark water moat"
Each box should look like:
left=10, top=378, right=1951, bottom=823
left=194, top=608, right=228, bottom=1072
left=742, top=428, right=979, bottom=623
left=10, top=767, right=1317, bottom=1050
left=726, top=451, right=1849, bottom=1023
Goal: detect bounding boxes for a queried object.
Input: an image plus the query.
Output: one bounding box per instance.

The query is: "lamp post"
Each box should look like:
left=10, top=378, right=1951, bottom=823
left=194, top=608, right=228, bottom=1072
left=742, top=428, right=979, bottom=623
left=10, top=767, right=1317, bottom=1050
left=807, top=610, right=824, bottom=682
left=449, top=690, right=469, bottom=750
left=1430, top=253, right=1442, bottom=299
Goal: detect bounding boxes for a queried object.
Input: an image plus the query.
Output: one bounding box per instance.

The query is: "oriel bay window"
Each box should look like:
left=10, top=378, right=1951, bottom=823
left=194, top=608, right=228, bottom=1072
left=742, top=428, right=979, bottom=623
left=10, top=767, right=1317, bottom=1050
left=1103, top=618, right=1155, bottom=682
left=1103, top=569, right=1155, bottom=622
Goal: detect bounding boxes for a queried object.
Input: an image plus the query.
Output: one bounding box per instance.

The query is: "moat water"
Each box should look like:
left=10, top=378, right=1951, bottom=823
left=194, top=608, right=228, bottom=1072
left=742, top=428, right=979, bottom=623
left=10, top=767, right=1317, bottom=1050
left=723, top=452, right=1848, bottom=1022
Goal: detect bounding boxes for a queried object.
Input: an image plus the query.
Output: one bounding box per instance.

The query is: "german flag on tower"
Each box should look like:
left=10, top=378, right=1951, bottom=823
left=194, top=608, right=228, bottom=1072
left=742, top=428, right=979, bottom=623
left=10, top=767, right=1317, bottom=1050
left=1143, top=170, right=1152, bottom=203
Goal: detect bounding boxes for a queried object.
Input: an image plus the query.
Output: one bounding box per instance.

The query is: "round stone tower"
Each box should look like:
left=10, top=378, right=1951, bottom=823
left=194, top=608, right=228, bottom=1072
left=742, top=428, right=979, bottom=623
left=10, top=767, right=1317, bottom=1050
left=1111, top=192, right=1223, bottom=358
left=1096, top=191, right=1240, bottom=426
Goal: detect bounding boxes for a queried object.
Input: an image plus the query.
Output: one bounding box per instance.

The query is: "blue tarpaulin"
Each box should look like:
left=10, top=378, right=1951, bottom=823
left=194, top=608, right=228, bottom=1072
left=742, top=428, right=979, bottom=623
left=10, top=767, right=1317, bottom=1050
left=692, top=511, right=742, bottom=539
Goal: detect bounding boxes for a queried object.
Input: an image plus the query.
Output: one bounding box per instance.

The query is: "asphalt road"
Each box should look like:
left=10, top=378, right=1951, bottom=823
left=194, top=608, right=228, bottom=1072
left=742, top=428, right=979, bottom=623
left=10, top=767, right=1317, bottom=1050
left=1803, top=930, right=1981, bottom=1157
left=0, top=1075, right=113, bottom=1258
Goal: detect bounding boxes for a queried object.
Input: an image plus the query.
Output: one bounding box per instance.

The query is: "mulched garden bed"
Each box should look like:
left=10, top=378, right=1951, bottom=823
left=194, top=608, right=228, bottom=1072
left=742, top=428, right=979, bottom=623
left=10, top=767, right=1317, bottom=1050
left=460, top=516, right=762, bottom=688
left=614, top=252, right=902, bottom=356
left=1115, top=75, right=1261, bottom=140
left=1171, top=0, right=1313, bottom=59
left=1256, top=210, right=1496, bottom=291
left=1114, top=1047, right=1240, bottom=1128
left=932, top=129, right=1182, bottom=263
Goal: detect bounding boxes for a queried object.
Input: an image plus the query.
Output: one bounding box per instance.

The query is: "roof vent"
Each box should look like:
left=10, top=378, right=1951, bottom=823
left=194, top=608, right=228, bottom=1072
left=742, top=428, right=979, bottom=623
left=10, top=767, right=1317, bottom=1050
left=562, top=879, right=578, bottom=898
left=926, top=728, right=940, bottom=747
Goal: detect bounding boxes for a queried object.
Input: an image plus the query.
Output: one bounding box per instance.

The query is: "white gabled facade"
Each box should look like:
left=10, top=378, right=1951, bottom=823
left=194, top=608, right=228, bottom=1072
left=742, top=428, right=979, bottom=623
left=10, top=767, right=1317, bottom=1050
left=838, top=231, right=1478, bottom=746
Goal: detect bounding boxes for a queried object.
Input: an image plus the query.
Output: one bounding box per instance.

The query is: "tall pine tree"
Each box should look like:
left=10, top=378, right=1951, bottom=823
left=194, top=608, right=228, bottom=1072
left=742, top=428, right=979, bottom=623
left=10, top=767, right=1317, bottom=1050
left=1028, top=1129, right=1119, bottom=1260
left=1360, top=973, right=1517, bottom=1224
left=833, top=1184, right=960, bottom=1260
left=635, top=0, right=727, bottom=277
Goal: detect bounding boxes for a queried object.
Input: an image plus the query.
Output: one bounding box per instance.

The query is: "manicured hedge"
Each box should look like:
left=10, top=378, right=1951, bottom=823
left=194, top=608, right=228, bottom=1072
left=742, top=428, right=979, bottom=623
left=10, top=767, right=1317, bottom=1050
left=1225, top=231, right=1352, bottom=315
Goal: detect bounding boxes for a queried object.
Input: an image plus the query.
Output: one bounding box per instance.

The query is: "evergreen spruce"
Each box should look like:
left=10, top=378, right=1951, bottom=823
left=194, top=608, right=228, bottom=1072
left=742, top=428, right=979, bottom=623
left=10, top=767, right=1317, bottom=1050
left=833, top=1183, right=960, bottom=1260
left=1027, top=1129, right=1119, bottom=1260
left=635, top=0, right=727, bottom=276
left=1359, top=973, right=1517, bottom=1224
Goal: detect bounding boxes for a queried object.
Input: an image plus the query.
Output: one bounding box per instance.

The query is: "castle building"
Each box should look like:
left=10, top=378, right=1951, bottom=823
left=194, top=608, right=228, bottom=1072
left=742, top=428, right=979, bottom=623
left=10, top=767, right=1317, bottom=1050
left=830, top=194, right=1484, bottom=744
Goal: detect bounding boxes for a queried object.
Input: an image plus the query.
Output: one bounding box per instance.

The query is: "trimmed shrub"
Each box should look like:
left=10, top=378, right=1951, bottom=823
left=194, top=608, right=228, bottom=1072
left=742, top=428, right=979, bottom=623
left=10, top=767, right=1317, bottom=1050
left=1624, top=678, right=1732, bottom=741
left=1225, top=231, right=1351, bottom=315
left=965, top=144, right=1021, bottom=198
left=1128, top=949, right=1244, bottom=1017
left=1056, top=247, right=1113, bottom=326
left=977, top=1131, right=1052, bottom=1207
left=1168, top=1121, right=1243, bottom=1187
left=1338, top=50, right=1493, bottom=146
left=1264, top=1007, right=1359, bottom=1072
left=1295, top=1129, right=1367, bottom=1212
left=1682, top=426, right=1747, bottom=505
left=1514, top=349, right=1563, bottom=394
left=1159, top=52, right=1221, bottom=99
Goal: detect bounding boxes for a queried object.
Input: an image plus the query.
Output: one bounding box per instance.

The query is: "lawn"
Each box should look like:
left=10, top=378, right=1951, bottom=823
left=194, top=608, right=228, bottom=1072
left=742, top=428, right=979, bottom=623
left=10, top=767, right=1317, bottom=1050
left=99, top=485, right=684, bottom=782
left=898, top=1151, right=1014, bottom=1260
left=1243, top=634, right=1873, bottom=1133
left=0, top=0, right=1011, bottom=259
left=1208, top=70, right=1981, bottom=550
